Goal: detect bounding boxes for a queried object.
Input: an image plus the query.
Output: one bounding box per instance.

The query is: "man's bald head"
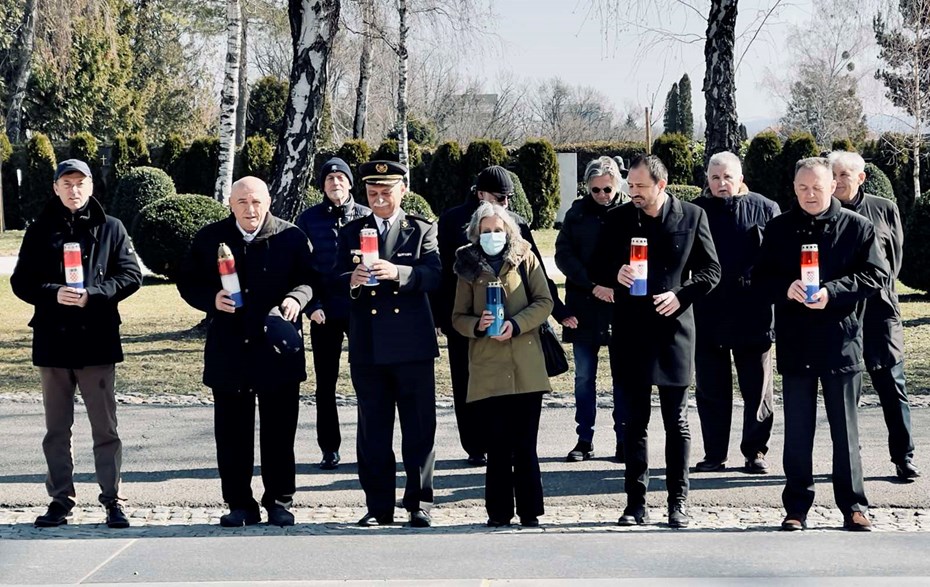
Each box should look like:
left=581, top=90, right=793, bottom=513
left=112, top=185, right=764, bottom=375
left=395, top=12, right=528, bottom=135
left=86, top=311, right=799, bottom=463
left=230, top=176, right=271, bottom=233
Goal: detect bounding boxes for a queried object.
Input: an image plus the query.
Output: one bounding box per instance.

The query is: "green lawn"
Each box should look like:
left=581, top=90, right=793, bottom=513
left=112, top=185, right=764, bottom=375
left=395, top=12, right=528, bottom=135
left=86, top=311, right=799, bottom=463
left=532, top=228, right=557, bottom=258
left=0, top=230, right=24, bottom=256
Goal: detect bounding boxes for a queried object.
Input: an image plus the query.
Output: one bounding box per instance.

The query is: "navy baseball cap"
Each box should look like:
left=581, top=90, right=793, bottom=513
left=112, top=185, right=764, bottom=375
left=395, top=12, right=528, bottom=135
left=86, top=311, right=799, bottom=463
left=264, top=307, right=303, bottom=355
left=54, top=159, right=93, bottom=181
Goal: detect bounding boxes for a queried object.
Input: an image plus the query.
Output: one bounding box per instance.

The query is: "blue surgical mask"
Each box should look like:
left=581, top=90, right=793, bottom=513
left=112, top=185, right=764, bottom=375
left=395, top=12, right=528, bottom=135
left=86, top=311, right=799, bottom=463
left=479, top=232, right=507, bottom=256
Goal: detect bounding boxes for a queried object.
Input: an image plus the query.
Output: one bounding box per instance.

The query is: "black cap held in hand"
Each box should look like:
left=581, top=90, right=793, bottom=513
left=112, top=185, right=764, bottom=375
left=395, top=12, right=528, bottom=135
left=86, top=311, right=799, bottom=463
left=475, top=166, right=514, bottom=195
left=264, top=307, right=303, bottom=355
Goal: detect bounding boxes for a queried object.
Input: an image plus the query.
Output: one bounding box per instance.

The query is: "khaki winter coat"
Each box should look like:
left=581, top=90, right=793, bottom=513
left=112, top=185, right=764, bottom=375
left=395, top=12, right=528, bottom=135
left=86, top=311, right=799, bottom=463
left=452, top=237, right=554, bottom=403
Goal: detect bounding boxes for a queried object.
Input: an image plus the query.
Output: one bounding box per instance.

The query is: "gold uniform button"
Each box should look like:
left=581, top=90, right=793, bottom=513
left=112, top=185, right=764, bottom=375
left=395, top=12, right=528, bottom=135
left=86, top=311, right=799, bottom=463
left=371, top=309, right=378, bottom=315
left=394, top=308, right=400, bottom=314
left=393, top=291, right=398, bottom=295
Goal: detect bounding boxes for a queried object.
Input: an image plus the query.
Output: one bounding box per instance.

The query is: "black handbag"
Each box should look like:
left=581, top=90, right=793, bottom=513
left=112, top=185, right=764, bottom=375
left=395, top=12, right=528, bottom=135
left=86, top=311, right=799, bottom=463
left=518, top=263, right=569, bottom=377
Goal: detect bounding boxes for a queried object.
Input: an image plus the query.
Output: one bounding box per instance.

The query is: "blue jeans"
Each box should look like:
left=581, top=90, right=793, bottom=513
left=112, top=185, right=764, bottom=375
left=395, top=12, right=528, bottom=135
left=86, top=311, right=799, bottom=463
left=572, top=342, right=624, bottom=444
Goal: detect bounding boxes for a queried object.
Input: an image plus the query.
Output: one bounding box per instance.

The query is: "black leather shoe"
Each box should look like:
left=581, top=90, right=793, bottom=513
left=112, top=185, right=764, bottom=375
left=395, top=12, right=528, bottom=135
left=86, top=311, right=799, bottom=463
left=615, top=443, right=625, bottom=463
left=566, top=441, right=594, bottom=462
left=320, top=451, right=341, bottom=470
left=896, top=461, right=921, bottom=480
left=781, top=515, right=807, bottom=531
left=694, top=458, right=727, bottom=472
left=520, top=516, right=540, bottom=527
left=617, top=507, right=649, bottom=526
left=466, top=453, right=488, bottom=467
left=220, top=508, right=261, bottom=527
left=105, top=502, right=130, bottom=529
left=844, top=511, right=873, bottom=532
left=667, top=502, right=690, bottom=529
left=409, top=509, right=432, bottom=528
left=266, top=506, right=295, bottom=527
left=745, top=452, right=770, bottom=474
left=34, top=502, right=72, bottom=528
left=486, top=518, right=512, bottom=527
left=357, top=512, right=394, bottom=527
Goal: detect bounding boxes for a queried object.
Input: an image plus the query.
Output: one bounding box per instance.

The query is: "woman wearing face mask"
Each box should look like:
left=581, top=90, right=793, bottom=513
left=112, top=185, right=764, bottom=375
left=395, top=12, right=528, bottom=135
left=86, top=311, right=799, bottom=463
left=452, top=202, right=554, bottom=527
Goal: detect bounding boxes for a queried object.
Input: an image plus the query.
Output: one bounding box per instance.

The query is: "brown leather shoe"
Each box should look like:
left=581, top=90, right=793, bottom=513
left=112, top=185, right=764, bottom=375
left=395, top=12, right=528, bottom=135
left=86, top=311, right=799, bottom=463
left=844, top=511, right=873, bottom=532
left=780, top=515, right=806, bottom=531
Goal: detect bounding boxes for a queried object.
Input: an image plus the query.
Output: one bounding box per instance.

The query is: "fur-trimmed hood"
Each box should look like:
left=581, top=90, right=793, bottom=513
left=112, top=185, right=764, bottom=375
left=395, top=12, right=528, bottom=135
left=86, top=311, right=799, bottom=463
left=453, top=236, right=532, bottom=282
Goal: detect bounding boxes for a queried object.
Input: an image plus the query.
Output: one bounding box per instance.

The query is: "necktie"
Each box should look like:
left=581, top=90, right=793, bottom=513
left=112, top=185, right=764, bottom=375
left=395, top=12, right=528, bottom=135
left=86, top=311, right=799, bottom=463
left=380, top=220, right=390, bottom=241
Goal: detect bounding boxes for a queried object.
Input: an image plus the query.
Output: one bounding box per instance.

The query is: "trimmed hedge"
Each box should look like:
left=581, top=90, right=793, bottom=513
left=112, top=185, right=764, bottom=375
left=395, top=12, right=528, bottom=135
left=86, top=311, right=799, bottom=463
left=778, top=132, right=819, bottom=210
left=666, top=184, right=702, bottom=203
left=900, top=193, right=930, bottom=292
left=127, top=133, right=151, bottom=167
left=744, top=131, right=782, bottom=203
left=238, top=135, right=274, bottom=181
left=463, top=139, right=507, bottom=181
left=373, top=139, right=422, bottom=168
left=112, top=166, right=177, bottom=227
left=403, top=190, right=436, bottom=221
left=160, top=134, right=185, bottom=177
left=22, top=133, right=57, bottom=224
left=508, top=171, right=534, bottom=227
left=69, top=132, right=105, bottom=204
left=427, top=141, right=465, bottom=214
left=514, top=139, right=560, bottom=228
left=863, top=163, right=895, bottom=201
left=133, top=194, right=229, bottom=281
left=109, top=135, right=131, bottom=191
left=336, top=139, right=372, bottom=171
left=174, top=137, right=219, bottom=196
left=832, top=138, right=856, bottom=152
left=652, top=133, right=693, bottom=185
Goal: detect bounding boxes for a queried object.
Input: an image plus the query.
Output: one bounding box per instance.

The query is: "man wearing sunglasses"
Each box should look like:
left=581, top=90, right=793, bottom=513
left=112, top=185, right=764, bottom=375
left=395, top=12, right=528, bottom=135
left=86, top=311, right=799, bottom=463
left=434, top=165, right=570, bottom=467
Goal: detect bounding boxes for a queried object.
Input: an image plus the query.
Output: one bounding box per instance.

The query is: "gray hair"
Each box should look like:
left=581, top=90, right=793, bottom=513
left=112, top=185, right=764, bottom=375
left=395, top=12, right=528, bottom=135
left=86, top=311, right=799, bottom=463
left=583, top=156, right=622, bottom=187
left=794, top=157, right=832, bottom=176
left=465, top=201, right=520, bottom=245
left=828, top=150, right=866, bottom=175
left=706, top=151, right=743, bottom=176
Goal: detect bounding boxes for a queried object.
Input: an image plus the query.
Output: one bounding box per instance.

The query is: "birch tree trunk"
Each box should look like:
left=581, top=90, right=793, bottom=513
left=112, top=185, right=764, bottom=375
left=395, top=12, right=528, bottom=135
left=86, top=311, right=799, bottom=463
left=352, top=0, right=374, bottom=139
left=6, top=0, right=38, bottom=143
left=216, top=0, right=242, bottom=204
left=235, top=14, right=249, bottom=148
left=269, top=0, right=340, bottom=221
left=395, top=0, right=410, bottom=168
left=702, top=0, right=741, bottom=165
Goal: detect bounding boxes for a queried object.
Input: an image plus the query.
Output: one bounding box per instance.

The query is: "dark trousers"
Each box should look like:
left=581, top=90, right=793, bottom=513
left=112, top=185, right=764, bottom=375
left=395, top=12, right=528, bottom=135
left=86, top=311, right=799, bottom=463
left=695, top=343, right=774, bottom=461
left=479, top=392, right=545, bottom=522
left=446, top=329, right=486, bottom=457
left=623, top=384, right=690, bottom=508
left=782, top=372, right=868, bottom=517
left=212, top=384, right=300, bottom=511
left=310, top=317, right=349, bottom=453
left=865, top=361, right=915, bottom=465
left=352, top=359, right=436, bottom=516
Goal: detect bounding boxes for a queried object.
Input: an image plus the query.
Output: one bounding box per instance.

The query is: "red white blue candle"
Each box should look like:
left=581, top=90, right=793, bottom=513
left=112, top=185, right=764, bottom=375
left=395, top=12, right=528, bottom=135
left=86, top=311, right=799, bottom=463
left=630, top=238, right=648, bottom=296
left=63, top=242, right=84, bottom=289
left=217, top=243, right=243, bottom=308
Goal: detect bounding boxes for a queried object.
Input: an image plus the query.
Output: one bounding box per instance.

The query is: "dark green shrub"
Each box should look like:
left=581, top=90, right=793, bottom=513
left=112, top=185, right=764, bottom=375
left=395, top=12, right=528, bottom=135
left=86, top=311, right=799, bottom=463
left=112, top=166, right=177, bottom=227
left=336, top=139, right=372, bottom=171
left=862, top=133, right=924, bottom=214
left=410, top=147, right=432, bottom=197
left=69, top=133, right=105, bottom=203
left=127, top=133, right=151, bottom=166
left=21, top=133, right=57, bottom=224
left=515, top=139, right=560, bottom=229
left=109, top=135, right=131, bottom=191
left=863, top=163, right=895, bottom=201
left=900, top=193, right=930, bottom=293
left=463, top=139, right=508, bottom=181
left=666, top=185, right=703, bottom=202
left=556, top=141, right=647, bottom=182
left=237, top=135, right=274, bottom=181
left=508, top=171, right=533, bottom=227
left=175, top=137, right=219, bottom=196
left=744, top=131, right=782, bottom=203
left=387, top=115, right=438, bottom=147
left=651, top=133, right=693, bottom=185
left=373, top=139, right=422, bottom=168
left=402, top=190, right=436, bottom=221
left=427, top=141, right=465, bottom=214
left=160, top=134, right=185, bottom=176
left=247, top=76, right=288, bottom=141
left=1, top=137, right=22, bottom=228
left=832, top=138, right=856, bottom=152
left=133, top=194, right=229, bottom=281
left=778, top=132, right=819, bottom=210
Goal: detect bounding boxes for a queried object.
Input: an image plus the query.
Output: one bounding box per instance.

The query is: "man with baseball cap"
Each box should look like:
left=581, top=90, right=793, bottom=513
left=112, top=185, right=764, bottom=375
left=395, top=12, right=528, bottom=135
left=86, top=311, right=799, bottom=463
left=435, top=165, right=569, bottom=466
left=296, top=157, right=370, bottom=471
left=337, top=159, right=441, bottom=528
left=12, top=158, right=142, bottom=528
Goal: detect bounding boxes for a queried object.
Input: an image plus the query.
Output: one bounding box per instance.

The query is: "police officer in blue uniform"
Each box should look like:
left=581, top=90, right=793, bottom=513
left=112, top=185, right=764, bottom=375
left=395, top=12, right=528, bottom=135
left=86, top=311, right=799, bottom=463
left=337, top=160, right=441, bottom=528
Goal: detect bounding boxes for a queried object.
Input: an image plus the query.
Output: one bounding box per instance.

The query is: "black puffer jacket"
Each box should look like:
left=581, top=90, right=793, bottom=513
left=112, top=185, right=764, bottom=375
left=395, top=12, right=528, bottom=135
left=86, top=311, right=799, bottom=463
left=692, top=190, right=780, bottom=349
left=177, top=214, right=315, bottom=389
left=752, top=198, right=888, bottom=376
left=554, top=194, right=622, bottom=345
left=12, top=197, right=142, bottom=368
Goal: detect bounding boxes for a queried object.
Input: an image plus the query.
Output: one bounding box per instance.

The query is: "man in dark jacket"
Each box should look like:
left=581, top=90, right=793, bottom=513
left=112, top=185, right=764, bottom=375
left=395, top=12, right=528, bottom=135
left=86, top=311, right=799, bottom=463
left=178, top=176, right=315, bottom=528
left=555, top=156, right=627, bottom=463
left=692, top=151, right=781, bottom=475
left=830, top=150, right=919, bottom=480
left=753, top=157, right=888, bottom=532
left=434, top=165, right=569, bottom=466
left=12, top=159, right=142, bottom=529
left=338, top=160, right=440, bottom=528
left=296, top=157, right=370, bottom=471
left=593, top=155, right=721, bottom=529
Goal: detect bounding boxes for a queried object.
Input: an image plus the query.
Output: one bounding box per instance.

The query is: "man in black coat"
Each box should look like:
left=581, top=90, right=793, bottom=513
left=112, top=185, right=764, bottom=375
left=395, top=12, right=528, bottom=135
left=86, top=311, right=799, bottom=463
left=296, top=157, right=370, bottom=471
left=434, top=165, right=569, bottom=466
left=692, top=151, right=781, bottom=475
left=593, top=155, right=721, bottom=529
left=338, top=160, right=441, bottom=528
left=830, top=150, right=919, bottom=480
left=753, top=157, right=888, bottom=532
left=12, top=159, right=142, bottom=529
left=178, top=176, right=315, bottom=528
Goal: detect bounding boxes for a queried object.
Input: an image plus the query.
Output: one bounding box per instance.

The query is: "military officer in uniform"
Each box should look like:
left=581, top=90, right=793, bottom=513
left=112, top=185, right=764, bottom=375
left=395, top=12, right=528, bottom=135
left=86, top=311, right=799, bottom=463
left=337, top=160, right=441, bottom=528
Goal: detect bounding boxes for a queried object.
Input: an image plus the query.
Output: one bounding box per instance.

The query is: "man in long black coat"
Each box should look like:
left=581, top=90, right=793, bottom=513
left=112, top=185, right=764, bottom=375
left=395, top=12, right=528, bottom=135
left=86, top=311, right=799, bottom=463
left=178, top=176, right=315, bottom=528
left=338, top=160, right=441, bottom=528
left=593, top=155, right=720, bottom=529
left=829, top=150, right=919, bottom=480
left=753, top=157, right=888, bottom=532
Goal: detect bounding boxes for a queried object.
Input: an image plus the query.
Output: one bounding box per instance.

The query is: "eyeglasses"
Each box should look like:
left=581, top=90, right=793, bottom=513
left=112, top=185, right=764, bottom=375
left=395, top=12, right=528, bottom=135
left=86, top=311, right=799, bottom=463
left=490, top=193, right=510, bottom=203
left=590, top=186, right=613, bottom=195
